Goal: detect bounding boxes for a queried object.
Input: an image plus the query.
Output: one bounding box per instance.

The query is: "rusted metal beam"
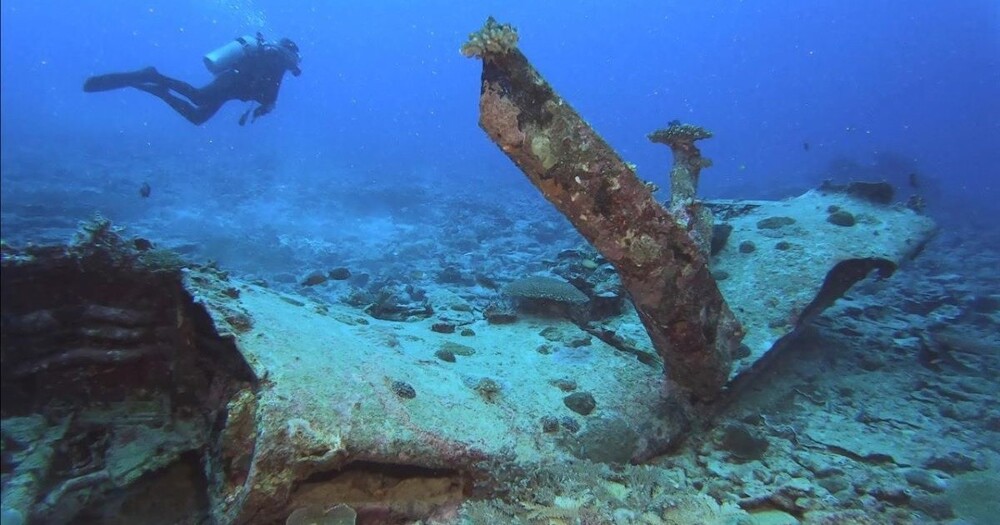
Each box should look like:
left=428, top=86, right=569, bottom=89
left=649, top=123, right=716, bottom=257
left=463, top=19, right=744, bottom=401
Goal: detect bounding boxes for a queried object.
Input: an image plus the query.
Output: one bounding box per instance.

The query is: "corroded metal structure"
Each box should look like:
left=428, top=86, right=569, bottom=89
left=649, top=122, right=716, bottom=256
left=464, top=18, right=744, bottom=401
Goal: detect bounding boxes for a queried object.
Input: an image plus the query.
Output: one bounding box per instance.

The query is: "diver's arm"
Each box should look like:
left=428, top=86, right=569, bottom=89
left=250, top=48, right=291, bottom=121
left=251, top=76, right=282, bottom=121
left=252, top=101, right=274, bottom=120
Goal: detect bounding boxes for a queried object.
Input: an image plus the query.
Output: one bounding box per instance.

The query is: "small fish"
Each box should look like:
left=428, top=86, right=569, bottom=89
left=908, top=172, right=920, bottom=189
left=803, top=141, right=810, bottom=151
left=139, top=182, right=151, bottom=198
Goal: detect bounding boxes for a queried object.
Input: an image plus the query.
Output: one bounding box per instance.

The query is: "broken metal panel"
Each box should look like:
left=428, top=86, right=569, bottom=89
left=1, top=232, right=690, bottom=524
left=706, top=189, right=938, bottom=381
left=0, top=199, right=939, bottom=523
left=0, top=243, right=254, bottom=524
left=192, top=278, right=685, bottom=523
left=466, top=19, right=744, bottom=402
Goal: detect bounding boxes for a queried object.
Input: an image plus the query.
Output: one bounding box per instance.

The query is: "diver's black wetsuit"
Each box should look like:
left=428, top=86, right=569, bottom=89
left=84, top=38, right=301, bottom=125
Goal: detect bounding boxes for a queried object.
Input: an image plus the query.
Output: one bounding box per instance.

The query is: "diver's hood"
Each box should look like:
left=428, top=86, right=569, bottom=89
left=278, top=38, right=302, bottom=76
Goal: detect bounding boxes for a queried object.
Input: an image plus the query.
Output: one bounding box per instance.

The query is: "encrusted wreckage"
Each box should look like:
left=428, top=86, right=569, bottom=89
left=0, top=19, right=937, bottom=525
left=465, top=17, right=744, bottom=403
left=463, top=17, right=935, bottom=401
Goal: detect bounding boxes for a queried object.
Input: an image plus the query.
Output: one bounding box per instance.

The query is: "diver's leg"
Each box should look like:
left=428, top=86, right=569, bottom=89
left=188, top=72, right=240, bottom=106
left=85, top=67, right=206, bottom=106
left=186, top=101, right=225, bottom=125
left=132, top=84, right=219, bottom=125
left=179, top=78, right=235, bottom=123
left=152, top=76, right=203, bottom=102
left=83, top=67, right=160, bottom=92
left=147, top=72, right=237, bottom=110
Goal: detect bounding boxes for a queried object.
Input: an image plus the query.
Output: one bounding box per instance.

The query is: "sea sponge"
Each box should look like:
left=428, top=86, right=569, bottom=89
left=505, top=276, right=588, bottom=304
left=530, top=135, right=557, bottom=170
left=460, top=17, right=519, bottom=58
left=473, top=377, right=503, bottom=402
left=647, top=122, right=713, bottom=147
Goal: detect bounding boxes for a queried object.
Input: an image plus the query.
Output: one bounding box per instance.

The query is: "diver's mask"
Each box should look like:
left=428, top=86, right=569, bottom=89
left=278, top=38, right=302, bottom=76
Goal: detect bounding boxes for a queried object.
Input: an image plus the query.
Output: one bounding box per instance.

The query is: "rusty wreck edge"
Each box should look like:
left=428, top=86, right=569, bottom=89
left=471, top=41, right=743, bottom=402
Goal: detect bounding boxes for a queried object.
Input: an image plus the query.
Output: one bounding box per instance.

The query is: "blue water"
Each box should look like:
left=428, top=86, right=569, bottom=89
left=2, top=2, right=997, bottom=217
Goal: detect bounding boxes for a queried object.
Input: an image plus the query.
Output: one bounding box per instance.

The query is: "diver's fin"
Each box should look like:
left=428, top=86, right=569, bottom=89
left=83, top=67, right=161, bottom=92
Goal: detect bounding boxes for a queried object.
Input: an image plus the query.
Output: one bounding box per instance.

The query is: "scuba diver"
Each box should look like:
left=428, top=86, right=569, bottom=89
left=83, top=33, right=301, bottom=126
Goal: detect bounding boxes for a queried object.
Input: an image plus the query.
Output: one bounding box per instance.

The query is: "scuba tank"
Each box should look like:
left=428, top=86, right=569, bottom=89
left=203, top=34, right=261, bottom=74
